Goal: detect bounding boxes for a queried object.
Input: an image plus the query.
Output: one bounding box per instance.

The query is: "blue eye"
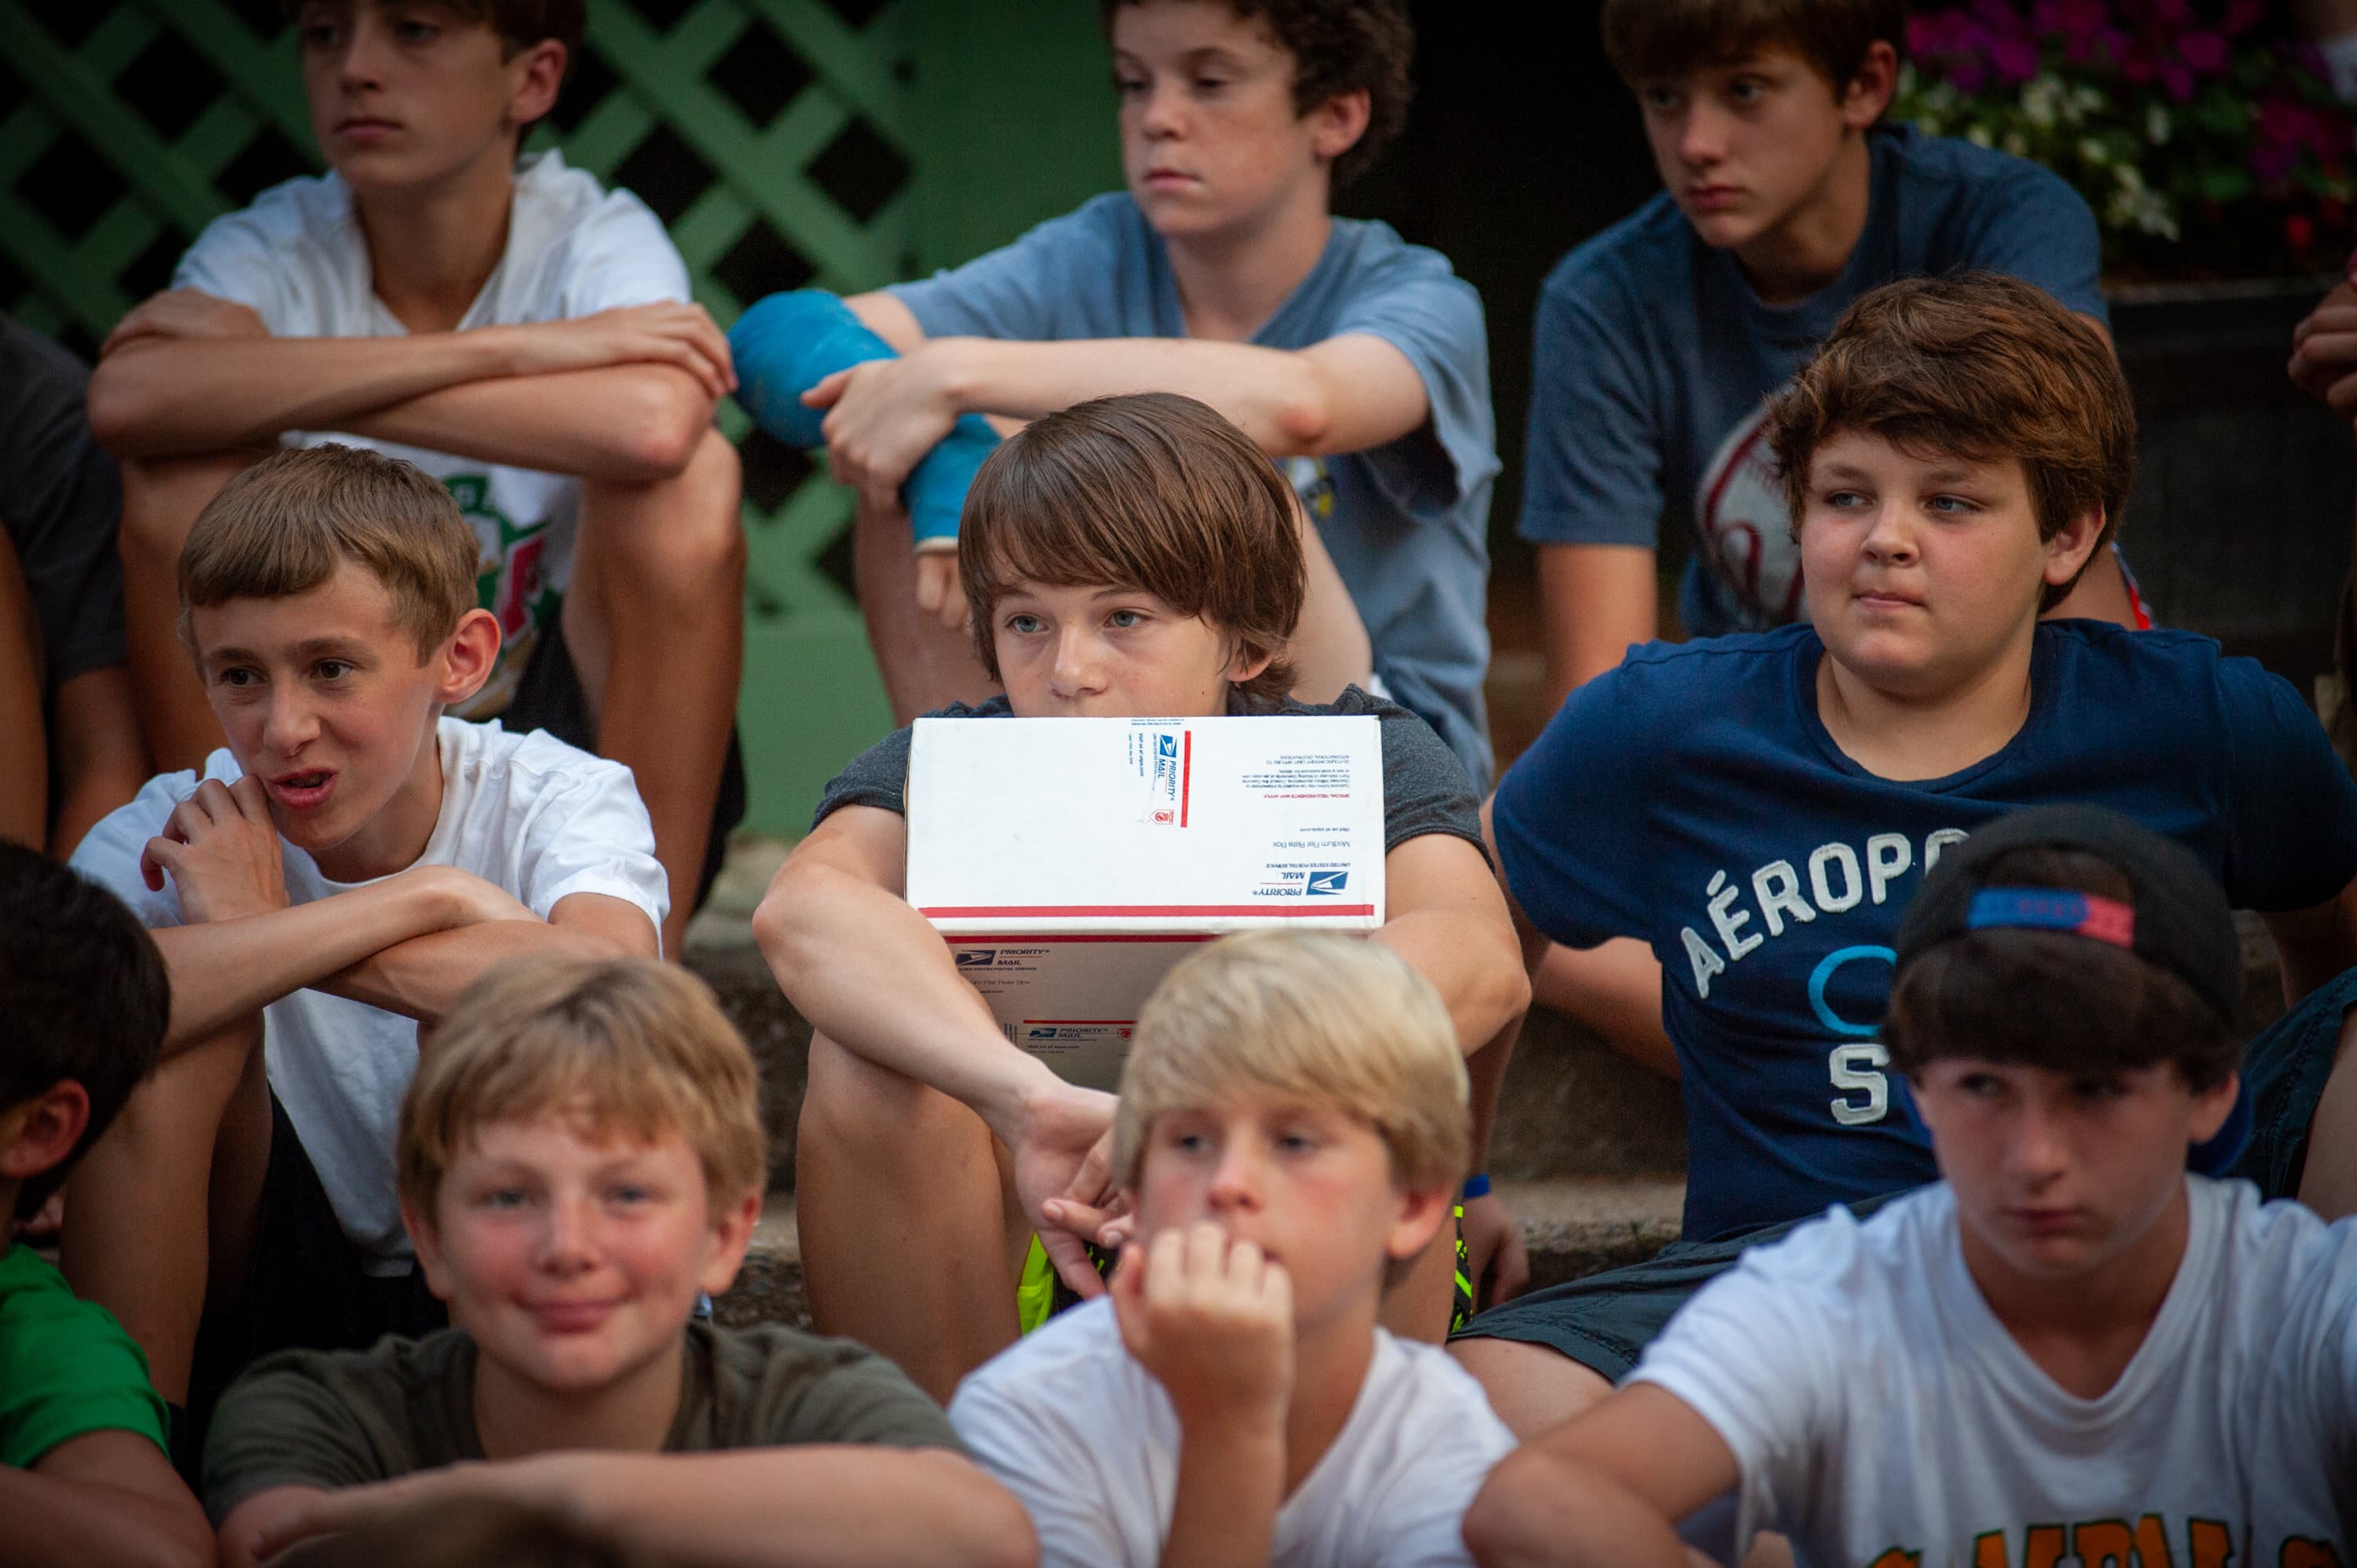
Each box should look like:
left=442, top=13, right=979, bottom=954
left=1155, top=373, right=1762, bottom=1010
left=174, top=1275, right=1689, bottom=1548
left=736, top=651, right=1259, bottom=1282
left=1005, top=613, right=1045, bottom=636
left=479, top=1187, right=529, bottom=1210
left=1107, top=609, right=1146, bottom=629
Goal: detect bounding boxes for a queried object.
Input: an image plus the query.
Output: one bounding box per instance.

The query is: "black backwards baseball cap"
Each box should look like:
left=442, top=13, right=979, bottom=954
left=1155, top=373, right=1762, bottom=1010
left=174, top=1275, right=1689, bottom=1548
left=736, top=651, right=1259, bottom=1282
left=1892, top=803, right=2249, bottom=1171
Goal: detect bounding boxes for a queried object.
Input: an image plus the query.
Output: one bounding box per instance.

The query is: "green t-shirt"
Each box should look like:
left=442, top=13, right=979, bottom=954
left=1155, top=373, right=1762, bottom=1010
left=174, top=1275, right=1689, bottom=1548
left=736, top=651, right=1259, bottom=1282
left=203, top=1320, right=962, bottom=1522
left=0, top=1242, right=169, bottom=1467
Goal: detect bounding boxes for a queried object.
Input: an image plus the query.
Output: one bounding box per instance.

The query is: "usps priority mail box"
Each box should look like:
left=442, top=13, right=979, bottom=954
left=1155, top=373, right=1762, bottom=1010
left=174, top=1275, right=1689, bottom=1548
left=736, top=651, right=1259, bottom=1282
left=906, top=715, right=1386, bottom=1090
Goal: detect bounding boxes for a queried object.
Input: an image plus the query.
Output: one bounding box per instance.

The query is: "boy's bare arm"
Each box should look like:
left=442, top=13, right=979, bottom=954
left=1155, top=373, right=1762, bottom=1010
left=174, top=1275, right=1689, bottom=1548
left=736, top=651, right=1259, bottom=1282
left=1109, top=1226, right=1292, bottom=1568
left=321, top=891, right=658, bottom=1023
left=217, top=1485, right=324, bottom=1568
left=1462, top=1385, right=1738, bottom=1568
left=1373, top=833, right=1531, bottom=1055
left=2262, top=876, right=2357, bottom=1003
left=237, top=1449, right=1034, bottom=1568
left=46, top=666, right=150, bottom=859
left=1535, top=543, right=1658, bottom=711
left=88, top=291, right=729, bottom=480
left=808, top=328, right=1430, bottom=511
left=0, top=1430, right=214, bottom=1568
left=753, top=805, right=1122, bottom=1291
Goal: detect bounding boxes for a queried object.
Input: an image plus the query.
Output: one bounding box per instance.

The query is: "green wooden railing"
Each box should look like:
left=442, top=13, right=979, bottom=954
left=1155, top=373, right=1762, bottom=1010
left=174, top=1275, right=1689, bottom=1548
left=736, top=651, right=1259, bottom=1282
left=0, top=0, right=1117, bottom=833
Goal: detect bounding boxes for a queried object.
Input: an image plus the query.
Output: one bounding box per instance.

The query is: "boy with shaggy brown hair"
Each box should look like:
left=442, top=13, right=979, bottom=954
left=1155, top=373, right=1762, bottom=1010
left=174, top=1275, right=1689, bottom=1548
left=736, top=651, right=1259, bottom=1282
left=65, top=443, right=665, bottom=1438
left=206, top=955, right=1032, bottom=1568
left=952, top=930, right=1515, bottom=1568
left=1522, top=0, right=2146, bottom=1066
left=1453, top=272, right=2357, bottom=1442
left=807, top=0, right=1499, bottom=793
left=1465, top=808, right=2357, bottom=1566
left=756, top=392, right=1526, bottom=1401
left=86, top=0, right=742, bottom=954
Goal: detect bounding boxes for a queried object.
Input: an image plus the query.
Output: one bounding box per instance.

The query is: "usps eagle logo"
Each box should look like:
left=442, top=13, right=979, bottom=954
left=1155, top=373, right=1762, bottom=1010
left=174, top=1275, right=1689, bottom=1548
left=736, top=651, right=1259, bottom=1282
left=1695, top=403, right=1805, bottom=628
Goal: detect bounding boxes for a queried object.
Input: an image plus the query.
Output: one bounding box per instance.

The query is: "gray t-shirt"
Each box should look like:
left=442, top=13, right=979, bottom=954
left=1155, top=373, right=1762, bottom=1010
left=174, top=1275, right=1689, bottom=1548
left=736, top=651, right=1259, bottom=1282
left=0, top=313, right=125, bottom=691
left=889, top=194, right=1499, bottom=790
left=814, top=685, right=1487, bottom=865
left=1518, top=124, right=2106, bottom=639
left=202, top=1321, right=963, bottom=1522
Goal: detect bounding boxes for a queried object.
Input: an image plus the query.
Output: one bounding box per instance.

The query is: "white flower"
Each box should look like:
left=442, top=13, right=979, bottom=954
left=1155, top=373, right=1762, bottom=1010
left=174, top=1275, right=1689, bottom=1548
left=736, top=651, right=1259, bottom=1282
left=1967, top=123, right=1995, bottom=148
left=2003, top=130, right=2031, bottom=156
left=2146, top=103, right=2171, bottom=145
left=2079, top=136, right=2110, bottom=167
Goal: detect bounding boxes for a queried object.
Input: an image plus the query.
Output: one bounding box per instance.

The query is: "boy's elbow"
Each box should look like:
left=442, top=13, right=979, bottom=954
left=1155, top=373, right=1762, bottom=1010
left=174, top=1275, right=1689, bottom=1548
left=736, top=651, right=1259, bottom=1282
left=1269, top=376, right=1336, bottom=453
left=630, top=375, right=717, bottom=476
left=86, top=365, right=162, bottom=456
left=936, top=1457, right=1037, bottom=1568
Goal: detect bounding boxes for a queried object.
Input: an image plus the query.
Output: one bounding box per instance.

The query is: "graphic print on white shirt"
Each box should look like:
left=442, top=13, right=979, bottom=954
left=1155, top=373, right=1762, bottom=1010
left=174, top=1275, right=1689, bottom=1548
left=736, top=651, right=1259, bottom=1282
left=1630, top=1179, right=2357, bottom=1568
left=171, top=150, right=692, bottom=715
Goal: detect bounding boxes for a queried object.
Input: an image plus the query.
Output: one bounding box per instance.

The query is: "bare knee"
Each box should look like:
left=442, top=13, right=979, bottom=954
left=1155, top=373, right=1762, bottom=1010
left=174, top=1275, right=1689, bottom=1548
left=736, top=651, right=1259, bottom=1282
left=584, top=429, right=745, bottom=593
left=1450, top=1335, right=1615, bottom=1441
left=800, top=1033, right=979, bottom=1181
left=119, top=450, right=262, bottom=555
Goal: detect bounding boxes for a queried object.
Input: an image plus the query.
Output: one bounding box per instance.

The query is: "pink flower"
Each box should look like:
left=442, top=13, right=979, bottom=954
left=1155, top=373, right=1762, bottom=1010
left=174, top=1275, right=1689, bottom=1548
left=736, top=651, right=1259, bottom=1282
left=2220, top=0, right=2267, bottom=35
left=2157, top=58, right=2196, bottom=101
left=2179, top=31, right=2227, bottom=74
left=2151, top=0, right=2194, bottom=23
left=2286, top=214, right=2316, bottom=254
left=1991, top=33, right=2040, bottom=82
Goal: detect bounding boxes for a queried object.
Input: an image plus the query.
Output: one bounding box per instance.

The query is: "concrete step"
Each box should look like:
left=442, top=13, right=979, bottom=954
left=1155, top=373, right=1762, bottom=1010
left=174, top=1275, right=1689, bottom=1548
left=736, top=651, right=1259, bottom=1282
left=684, top=841, right=2289, bottom=1197
left=712, top=1177, right=1688, bottom=1332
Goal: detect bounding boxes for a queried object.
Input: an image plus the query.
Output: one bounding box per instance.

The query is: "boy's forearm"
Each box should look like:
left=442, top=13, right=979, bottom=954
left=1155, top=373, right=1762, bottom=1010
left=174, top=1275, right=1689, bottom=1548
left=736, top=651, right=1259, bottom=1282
left=929, top=335, right=1420, bottom=459
left=1461, top=1450, right=1691, bottom=1568
left=565, top=1448, right=1036, bottom=1568
left=753, top=863, right=1060, bottom=1138
left=1376, top=907, right=1533, bottom=1056
left=1160, top=1418, right=1283, bottom=1568
left=318, top=918, right=631, bottom=1024
left=88, top=332, right=522, bottom=457
left=342, top=363, right=716, bottom=482
left=0, top=1467, right=212, bottom=1568
left=153, top=874, right=456, bottom=1049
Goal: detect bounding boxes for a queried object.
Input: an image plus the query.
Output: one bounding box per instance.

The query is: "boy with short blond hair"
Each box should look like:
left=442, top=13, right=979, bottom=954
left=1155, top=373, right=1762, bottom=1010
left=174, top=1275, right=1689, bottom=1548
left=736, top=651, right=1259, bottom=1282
left=810, top=0, right=1498, bottom=789
left=1453, top=271, right=2357, bottom=1439
left=1465, top=808, right=2357, bottom=1566
left=206, top=954, right=1033, bottom=1568
left=66, top=442, right=665, bottom=1427
left=0, top=844, right=211, bottom=1567
left=86, top=0, right=742, bottom=954
left=756, top=392, right=1526, bottom=1400
left=953, top=929, right=1515, bottom=1567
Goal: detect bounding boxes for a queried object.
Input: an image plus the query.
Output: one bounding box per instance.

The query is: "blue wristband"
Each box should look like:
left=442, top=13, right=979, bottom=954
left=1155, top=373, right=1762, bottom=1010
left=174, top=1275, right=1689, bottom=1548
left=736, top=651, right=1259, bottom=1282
left=1460, top=1173, right=1491, bottom=1201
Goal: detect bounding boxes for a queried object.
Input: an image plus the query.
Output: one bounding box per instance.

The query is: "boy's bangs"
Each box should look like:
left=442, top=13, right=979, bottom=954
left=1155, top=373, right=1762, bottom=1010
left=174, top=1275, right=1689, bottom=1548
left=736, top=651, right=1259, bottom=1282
left=963, top=484, right=1208, bottom=620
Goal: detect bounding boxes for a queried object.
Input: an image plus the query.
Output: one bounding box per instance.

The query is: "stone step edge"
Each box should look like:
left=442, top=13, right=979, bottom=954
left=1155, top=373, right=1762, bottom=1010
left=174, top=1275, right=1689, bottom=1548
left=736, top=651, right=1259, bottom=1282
left=713, top=1178, right=1686, bottom=1332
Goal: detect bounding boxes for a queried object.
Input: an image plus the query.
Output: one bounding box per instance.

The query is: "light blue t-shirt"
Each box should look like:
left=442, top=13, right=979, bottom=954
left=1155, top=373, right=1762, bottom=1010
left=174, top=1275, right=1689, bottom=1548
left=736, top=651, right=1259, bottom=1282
left=889, top=193, right=1500, bottom=789
left=1518, top=124, right=2107, bottom=640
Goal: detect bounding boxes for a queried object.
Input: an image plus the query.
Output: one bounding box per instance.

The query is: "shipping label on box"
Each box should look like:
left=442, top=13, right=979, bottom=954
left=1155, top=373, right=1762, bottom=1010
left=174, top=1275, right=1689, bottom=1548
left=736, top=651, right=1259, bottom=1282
left=908, top=715, right=1386, bottom=1089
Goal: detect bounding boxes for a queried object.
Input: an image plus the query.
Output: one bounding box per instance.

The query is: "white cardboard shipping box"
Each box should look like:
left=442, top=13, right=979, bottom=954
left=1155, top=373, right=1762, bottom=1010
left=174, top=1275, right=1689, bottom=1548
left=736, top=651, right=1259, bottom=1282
left=906, top=714, right=1387, bottom=1090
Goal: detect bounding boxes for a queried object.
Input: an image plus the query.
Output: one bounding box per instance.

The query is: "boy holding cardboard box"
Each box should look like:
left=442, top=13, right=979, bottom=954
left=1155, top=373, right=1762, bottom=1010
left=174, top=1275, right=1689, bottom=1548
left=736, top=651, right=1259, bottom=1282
left=753, top=392, right=1526, bottom=1400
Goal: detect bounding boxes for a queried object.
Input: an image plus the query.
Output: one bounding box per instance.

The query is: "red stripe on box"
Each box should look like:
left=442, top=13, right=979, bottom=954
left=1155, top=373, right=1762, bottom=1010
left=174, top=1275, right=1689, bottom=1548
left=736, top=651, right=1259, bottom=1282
left=947, top=934, right=1217, bottom=944
left=925, top=904, right=1376, bottom=918
left=1181, top=729, right=1192, bottom=827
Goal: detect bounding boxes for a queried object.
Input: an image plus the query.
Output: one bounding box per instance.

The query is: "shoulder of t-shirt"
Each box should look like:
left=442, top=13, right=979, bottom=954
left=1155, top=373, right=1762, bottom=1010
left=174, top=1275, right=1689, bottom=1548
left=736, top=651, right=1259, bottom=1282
left=1325, top=218, right=1479, bottom=303
left=1884, top=121, right=2082, bottom=205
left=2042, top=619, right=2258, bottom=712
left=955, top=1295, right=1131, bottom=1412
left=181, top=171, right=347, bottom=269
left=1539, top=192, right=1695, bottom=311
left=0, top=314, right=90, bottom=416
left=513, top=152, right=682, bottom=268
left=0, top=1244, right=130, bottom=1351
left=1610, top=623, right=1818, bottom=697
left=453, top=717, right=634, bottom=801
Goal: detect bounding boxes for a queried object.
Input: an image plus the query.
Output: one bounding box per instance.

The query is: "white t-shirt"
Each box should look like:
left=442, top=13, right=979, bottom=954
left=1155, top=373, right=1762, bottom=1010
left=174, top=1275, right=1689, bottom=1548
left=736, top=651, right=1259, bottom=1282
left=173, top=152, right=693, bottom=713
left=1632, top=1177, right=2357, bottom=1567
left=949, top=1297, right=1514, bottom=1567
left=70, top=718, right=668, bottom=1273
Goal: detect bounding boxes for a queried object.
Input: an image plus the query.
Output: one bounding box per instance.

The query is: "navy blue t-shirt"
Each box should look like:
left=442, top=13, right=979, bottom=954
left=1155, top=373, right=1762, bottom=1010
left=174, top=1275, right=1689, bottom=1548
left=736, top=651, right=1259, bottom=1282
left=1517, top=124, right=2105, bottom=639
left=1493, top=621, right=2357, bottom=1242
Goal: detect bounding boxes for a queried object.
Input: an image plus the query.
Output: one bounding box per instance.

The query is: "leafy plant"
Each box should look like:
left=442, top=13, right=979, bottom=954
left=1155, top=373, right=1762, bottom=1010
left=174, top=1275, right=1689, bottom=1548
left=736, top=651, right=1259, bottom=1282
left=1898, top=0, right=2353, bottom=280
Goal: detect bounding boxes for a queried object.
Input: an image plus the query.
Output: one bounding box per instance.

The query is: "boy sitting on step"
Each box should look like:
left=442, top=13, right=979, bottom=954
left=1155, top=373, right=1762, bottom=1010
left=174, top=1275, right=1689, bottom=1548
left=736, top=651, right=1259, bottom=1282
left=206, top=955, right=1032, bottom=1568
left=755, top=392, right=1526, bottom=1401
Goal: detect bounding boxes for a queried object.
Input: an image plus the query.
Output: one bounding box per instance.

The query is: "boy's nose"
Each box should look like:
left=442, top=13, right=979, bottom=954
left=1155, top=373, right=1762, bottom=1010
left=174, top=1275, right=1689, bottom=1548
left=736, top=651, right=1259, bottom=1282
left=1677, top=104, right=1730, bottom=168
left=1860, top=505, right=1918, bottom=563
left=262, top=691, right=322, bottom=753
left=1207, top=1147, right=1265, bottom=1211
left=533, top=1196, right=602, bottom=1272
left=1049, top=628, right=1106, bottom=697
left=1138, top=77, right=1186, bottom=138
left=2003, top=1105, right=2072, bottom=1188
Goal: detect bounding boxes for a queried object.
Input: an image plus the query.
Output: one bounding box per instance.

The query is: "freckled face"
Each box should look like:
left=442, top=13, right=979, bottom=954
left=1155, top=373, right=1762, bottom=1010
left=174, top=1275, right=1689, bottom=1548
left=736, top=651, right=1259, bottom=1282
left=990, top=579, right=1263, bottom=719
left=1136, top=1097, right=1432, bottom=1332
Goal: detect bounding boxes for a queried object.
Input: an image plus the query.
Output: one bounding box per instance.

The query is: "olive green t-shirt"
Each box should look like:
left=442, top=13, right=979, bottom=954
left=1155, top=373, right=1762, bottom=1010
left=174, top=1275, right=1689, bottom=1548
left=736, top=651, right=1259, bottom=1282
left=202, top=1321, right=961, bottom=1522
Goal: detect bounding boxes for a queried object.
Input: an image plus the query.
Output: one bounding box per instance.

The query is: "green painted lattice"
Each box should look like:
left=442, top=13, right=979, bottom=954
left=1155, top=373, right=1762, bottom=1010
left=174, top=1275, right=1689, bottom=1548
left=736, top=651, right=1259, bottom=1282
left=0, top=0, right=935, bottom=830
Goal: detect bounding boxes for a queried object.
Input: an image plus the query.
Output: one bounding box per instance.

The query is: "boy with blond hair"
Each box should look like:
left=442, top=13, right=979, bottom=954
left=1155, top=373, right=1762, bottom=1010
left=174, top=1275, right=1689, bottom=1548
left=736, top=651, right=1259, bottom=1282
left=1453, top=272, right=2357, bottom=1439
left=206, top=954, right=1034, bottom=1568
left=86, top=0, right=742, bottom=953
left=756, top=393, right=1526, bottom=1401
left=0, top=845, right=211, bottom=1566
left=1465, top=808, right=2357, bottom=1566
left=809, top=0, right=1498, bottom=789
left=67, top=442, right=665, bottom=1430
left=952, top=930, right=1515, bottom=1567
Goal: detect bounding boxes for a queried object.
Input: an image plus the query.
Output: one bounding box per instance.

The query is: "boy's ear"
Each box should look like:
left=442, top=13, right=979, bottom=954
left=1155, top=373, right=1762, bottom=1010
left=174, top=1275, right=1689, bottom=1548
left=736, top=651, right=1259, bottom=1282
left=695, top=1185, right=765, bottom=1299
left=1226, top=639, right=1278, bottom=690
left=1385, top=1181, right=1453, bottom=1266
left=402, top=1197, right=458, bottom=1306
left=2189, top=1070, right=2241, bottom=1147
left=0, top=1082, right=90, bottom=1185
left=1304, top=88, right=1373, bottom=167
left=2040, top=505, right=2109, bottom=592
left=432, top=609, right=503, bottom=709
left=1838, top=41, right=1900, bottom=131
left=502, top=38, right=569, bottom=134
